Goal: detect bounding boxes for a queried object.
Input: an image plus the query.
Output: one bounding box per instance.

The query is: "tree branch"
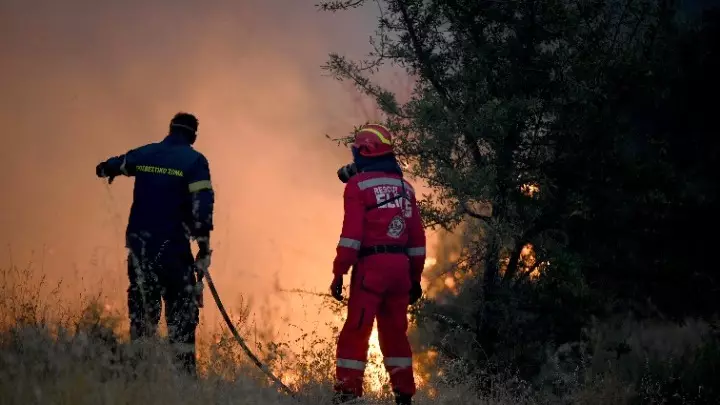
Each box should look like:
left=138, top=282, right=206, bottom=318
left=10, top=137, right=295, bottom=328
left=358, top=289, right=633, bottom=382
left=316, top=0, right=366, bottom=12
left=395, top=0, right=486, bottom=168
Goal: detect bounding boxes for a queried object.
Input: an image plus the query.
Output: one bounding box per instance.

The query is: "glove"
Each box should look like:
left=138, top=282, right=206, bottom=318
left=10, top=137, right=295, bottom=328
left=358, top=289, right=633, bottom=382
left=195, top=248, right=211, bottom=271
left=96, top=162, right=115, bottom=184
left=330, top=274, right=344, bottom=302
left=193, top=239, right=211, bottom=308
left=195, top=237, right=212, bottom=271
left=409, top=280, right=422, bottom=305
left=193, top=280, right=204, bottom=308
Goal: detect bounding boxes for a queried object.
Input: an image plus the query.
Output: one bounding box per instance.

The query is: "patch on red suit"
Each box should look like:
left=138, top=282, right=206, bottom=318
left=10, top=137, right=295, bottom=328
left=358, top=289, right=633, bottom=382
left=387, top=215, right=406, bottom=239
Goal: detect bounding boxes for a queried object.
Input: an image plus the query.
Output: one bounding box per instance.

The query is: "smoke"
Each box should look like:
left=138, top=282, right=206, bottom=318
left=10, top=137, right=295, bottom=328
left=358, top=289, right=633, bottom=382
left=0, top=0, right=390, bottom=342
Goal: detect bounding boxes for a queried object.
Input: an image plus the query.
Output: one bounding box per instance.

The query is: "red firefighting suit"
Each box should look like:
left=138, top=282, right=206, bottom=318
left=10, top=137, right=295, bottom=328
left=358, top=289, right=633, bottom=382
left=333, top=170, right=427, bottom=398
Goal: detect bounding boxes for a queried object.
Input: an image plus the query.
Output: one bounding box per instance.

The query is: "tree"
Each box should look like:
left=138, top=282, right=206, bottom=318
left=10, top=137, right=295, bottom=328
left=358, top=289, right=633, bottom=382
left=319, top=0, right=720, bottom=389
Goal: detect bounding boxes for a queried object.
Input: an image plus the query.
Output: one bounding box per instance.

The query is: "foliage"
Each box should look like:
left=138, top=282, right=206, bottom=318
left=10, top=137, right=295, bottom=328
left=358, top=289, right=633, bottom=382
left=319, top=0, right=720, bottom=402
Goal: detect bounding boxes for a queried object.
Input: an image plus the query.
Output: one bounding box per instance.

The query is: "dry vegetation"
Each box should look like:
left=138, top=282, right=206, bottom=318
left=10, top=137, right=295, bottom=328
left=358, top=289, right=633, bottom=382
left=1, top=263, right=717, bottom=405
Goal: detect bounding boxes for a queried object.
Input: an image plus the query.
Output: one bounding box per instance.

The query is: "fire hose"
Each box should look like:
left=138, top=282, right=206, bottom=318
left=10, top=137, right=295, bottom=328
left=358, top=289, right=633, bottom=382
left=198, top=263, right=373, bottom=405
left=103, top=182, right=294, bottom=396
left=103, top=183, right=360, bottom=403
left=195, top=261, right=297, bottom=398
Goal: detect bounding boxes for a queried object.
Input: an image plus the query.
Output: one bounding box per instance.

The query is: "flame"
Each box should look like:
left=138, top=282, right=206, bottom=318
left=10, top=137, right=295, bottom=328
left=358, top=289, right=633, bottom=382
left=281, top=370, right=300, bottom=388
left=329, top=315, right=388, bottom=394
left=520, top=243, right=550, bottom=279
left=407, top=344, right=440, bottom=398
left=521, top=182, right=540, bottom=197
left=385, top=187, right=549, bottom=395
left=364, top=325, right=389, bottom=393
left=340, top=255, right=443, bottom=394
left=498, top=242, right=549, bottom=279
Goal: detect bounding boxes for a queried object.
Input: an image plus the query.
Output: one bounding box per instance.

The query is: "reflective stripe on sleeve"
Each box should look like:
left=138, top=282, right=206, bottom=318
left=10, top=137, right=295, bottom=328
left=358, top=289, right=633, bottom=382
left=407, top=247, right=426, bottom=256
left=337, top=358, right=366, bottom=370
left=189, top=180, right=212, bottom=193
left=383, top=357, right=412, bottom=368
left=120, top=157, right=128, bottom=175
left=357, top=178, right=415, bottom=195
left=338, top=238, right=361, bottom=249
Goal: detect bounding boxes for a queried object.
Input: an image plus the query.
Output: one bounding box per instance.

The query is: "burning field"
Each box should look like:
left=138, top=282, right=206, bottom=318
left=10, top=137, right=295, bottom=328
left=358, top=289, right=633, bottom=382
left=0, top=214, right=553, bottom=405
left=0, top=245, right=502, bottom=405
left=0, top=170, right=554, bottom=405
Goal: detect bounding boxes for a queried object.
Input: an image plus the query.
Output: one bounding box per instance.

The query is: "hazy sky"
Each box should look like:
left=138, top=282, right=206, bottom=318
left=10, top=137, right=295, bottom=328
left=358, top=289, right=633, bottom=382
left=0, top=0, right=436, bottom=344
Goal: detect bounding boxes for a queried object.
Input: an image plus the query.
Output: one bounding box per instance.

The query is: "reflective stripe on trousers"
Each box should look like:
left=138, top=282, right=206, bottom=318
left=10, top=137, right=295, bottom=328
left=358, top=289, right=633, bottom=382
left=384, top=357, right=412, bottom=368
left=337, top=358, right=366, bottom=370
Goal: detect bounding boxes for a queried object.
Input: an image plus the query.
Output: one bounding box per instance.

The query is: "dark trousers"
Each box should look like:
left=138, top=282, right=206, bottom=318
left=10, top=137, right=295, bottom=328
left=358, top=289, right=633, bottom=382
left=126, top=233, right=199, bottom=376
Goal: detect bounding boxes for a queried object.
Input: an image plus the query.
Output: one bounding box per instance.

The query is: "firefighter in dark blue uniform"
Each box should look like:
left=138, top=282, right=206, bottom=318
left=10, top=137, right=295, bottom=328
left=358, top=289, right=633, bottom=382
left=95, top=112, right=214, bottom=376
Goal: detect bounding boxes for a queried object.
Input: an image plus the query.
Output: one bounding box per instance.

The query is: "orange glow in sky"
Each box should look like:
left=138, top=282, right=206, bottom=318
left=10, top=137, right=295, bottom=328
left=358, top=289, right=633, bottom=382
left=0, top=0, right=439, bottom=385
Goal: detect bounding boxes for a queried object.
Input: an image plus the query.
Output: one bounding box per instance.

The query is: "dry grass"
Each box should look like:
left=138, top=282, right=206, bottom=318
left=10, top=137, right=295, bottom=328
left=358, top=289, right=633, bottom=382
left=1, top=264, right=717, bottom=405
left=0, top=264, right=531, bottom=405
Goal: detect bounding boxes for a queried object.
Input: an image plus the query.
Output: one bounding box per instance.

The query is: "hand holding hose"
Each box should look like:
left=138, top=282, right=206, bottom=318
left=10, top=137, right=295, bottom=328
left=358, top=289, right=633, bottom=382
left=194, top=238, right=212, bottom=308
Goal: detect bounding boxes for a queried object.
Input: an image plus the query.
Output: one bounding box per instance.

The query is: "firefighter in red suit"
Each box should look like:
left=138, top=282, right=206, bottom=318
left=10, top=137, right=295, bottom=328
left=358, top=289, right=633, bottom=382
left=330, top=124, right=427, bottom=405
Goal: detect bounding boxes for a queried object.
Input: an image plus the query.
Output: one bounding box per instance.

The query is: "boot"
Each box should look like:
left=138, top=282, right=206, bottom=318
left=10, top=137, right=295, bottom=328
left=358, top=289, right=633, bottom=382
left=394, top=390, right=412, bottom=405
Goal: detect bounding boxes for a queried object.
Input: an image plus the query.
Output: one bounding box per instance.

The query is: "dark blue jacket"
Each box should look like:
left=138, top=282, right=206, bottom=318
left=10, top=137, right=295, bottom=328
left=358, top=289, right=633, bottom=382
left=100, top=132, right=215, bottom=246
